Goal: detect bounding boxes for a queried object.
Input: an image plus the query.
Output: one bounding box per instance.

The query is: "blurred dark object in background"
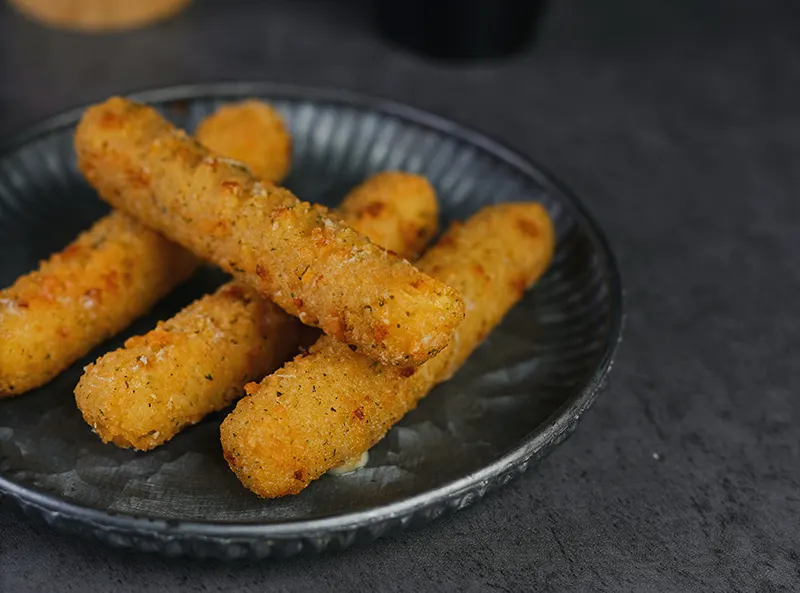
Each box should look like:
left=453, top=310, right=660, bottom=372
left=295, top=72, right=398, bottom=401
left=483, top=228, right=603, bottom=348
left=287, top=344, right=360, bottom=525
left=375, top=0, right=549, bottom=61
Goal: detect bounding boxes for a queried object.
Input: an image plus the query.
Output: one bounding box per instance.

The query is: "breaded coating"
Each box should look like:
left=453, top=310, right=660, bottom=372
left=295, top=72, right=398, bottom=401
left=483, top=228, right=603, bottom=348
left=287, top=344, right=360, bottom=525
left=194, top=100, right=291, bottom=183
left=0, top=100, right=291, bottom=398
left=342, top=172, right=437, bottom=261
left=76, top=284, right=298, bottom=450
left=75, top=172, right=438, bottom=450
left=220, top=203, right=556, bottom=498
left=336, top=172, right=438, bottom=261
left=75, top=97, right=464, bottom=366
left=0, top=211, right=197, bottom=397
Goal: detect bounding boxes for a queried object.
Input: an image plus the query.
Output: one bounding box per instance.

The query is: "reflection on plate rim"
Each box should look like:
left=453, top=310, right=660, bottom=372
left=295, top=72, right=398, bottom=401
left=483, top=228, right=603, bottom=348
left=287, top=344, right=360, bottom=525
left=0, top=82, right=624, bottom=542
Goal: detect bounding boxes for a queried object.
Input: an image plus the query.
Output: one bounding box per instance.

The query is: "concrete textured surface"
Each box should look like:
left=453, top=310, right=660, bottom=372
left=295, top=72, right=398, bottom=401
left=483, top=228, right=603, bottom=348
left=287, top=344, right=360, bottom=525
left=0, top=0, right=797, bottom=591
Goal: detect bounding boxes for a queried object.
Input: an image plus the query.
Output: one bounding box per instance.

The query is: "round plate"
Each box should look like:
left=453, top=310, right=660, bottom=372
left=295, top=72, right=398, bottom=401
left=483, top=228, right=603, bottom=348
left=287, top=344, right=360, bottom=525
left=0, top=83, right=622, bottom=559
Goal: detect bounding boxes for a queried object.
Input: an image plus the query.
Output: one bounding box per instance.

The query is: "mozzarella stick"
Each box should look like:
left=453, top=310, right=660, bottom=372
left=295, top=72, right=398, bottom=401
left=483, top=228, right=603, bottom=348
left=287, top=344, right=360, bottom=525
left=196, top=99, right=293, bottom=187
left=0, top=100, right=292, bottom=398
left=75, top=97, right=464, bottom=366
left=336, top=172, right=438, bottom=259
left=75, top=173, right=438, bottom=451
left=194, top=100, right=291, bottom=184
left=0, top=213, right=196, bottom=397
left=220, top=202, right=555, bottom=498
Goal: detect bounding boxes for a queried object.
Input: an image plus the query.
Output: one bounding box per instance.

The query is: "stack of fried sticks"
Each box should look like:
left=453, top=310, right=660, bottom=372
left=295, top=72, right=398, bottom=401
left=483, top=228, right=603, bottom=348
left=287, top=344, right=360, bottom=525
left=0, top=97, right=554, bottom=498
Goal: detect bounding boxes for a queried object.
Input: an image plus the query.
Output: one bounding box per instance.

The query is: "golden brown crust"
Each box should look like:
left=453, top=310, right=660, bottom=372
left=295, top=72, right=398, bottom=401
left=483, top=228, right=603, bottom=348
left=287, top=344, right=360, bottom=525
left=194, top=100, right=292, bottom=183
left=220, top=202, right=556, bottom=498
left=0, top=211, right=197, bottom=397
left=75, top=172, right=438, bottom=450
left=74, top=97, right=464, bottom=366
left=75, top=284, right=299, bottom=450
left=8, top=0, right=192, bottom=31
left=337, top=172, right=438, bottom=261
left=0, top=100, right=292, bottom=398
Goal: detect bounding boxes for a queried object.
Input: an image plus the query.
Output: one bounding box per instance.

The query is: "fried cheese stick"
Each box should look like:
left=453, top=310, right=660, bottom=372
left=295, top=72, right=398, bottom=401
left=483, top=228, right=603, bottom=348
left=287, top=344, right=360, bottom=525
left=0, top=213, right=196, bottom=397
left=0, top=101, right=292, bottom=397
left=220, top=202, right=555, bottom=497
left=74, top=97, right=464, bottom=366
left=194, top=100, right=292, bottom=183
left=75, top=172, right=438, bottom=450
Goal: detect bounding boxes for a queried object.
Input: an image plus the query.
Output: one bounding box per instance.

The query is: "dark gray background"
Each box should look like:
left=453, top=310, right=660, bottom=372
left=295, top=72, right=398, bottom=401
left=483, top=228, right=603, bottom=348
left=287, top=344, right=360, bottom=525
left=0, top=0, right=797, bottom=591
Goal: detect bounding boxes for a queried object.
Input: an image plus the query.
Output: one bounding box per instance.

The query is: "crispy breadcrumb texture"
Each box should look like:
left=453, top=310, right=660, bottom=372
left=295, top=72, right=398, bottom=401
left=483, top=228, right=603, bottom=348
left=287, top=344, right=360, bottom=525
left=75, top=172, right=439, bottom=450
left=0, top=100, right=292, bottom=398
left=76, top=284, right=299, bottom=450
left=0, top=211, right=197, bottom=397
left=74, top=97, right=464, bottom=366
left=337, top=172, right=438, bottom=262
left=194, top=100, right=292, bottom=183
left=220, top=202, right=555, bottom=497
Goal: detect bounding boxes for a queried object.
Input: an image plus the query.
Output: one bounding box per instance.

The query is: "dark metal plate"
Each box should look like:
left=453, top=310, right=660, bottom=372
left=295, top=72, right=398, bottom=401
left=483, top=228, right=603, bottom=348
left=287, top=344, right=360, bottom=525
left=0, top=83, right=622, bottom=559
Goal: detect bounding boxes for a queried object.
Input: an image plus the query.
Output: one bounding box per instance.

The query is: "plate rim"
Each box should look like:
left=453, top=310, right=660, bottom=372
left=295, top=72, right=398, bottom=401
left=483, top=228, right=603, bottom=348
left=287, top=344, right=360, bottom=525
left=0, top=81, right=624, bottom=542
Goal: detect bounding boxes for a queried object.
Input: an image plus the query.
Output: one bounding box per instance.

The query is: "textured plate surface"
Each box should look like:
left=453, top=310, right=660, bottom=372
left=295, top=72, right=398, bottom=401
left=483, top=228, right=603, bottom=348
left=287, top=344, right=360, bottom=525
left=0, top=83, right=622, bottom=559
